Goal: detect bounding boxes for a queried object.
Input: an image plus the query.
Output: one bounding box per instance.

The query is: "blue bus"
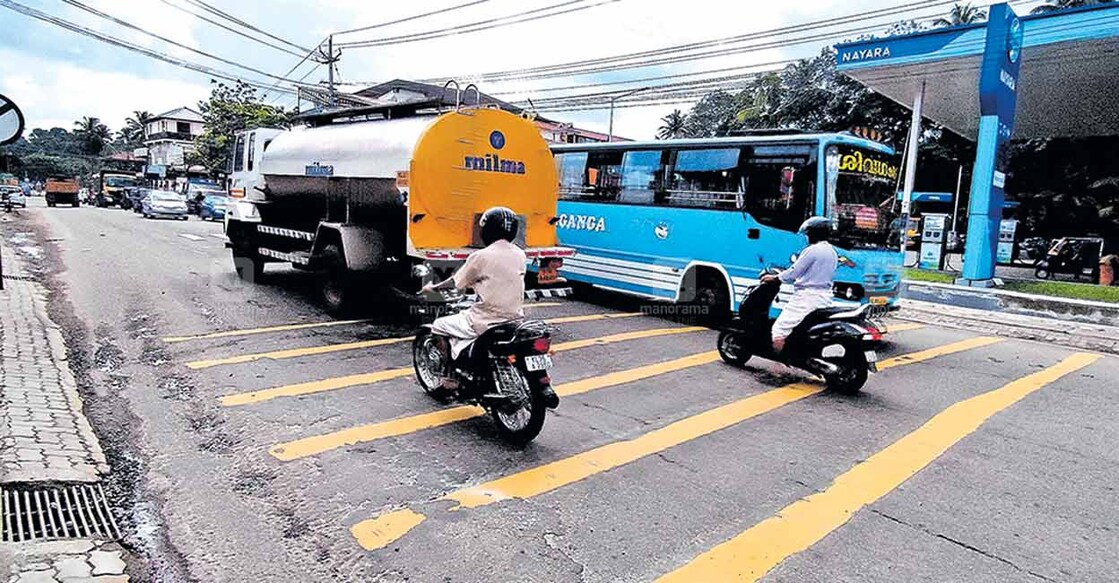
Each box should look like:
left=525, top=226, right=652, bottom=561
left=550, top=133, right=903, bottom=319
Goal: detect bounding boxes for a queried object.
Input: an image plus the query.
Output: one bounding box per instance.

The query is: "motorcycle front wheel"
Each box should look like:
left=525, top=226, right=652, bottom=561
left=412, top=332, right=450, bottom=402
left=490, top=361, right=546, bottom=447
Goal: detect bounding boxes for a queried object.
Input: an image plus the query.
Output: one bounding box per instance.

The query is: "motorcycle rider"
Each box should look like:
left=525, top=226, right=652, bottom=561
left=421, top=206, right=560, bottom=408
left=762, top=217, right=838, bottom=354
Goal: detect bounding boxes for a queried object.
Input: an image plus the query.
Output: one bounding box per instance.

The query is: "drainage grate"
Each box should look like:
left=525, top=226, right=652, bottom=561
left=0, top=484, right=121, bottom=542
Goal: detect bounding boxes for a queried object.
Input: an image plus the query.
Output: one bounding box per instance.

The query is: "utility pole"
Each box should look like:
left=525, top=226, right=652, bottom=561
left=315, top=35, right=341, bottom=109
left=608, top=86, right=650, bottom=142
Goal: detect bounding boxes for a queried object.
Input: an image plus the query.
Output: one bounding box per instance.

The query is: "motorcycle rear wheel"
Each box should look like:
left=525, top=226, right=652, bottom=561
left=717, top=331, right=751, bottom=367
left=490, top=361, right=546, bottom=447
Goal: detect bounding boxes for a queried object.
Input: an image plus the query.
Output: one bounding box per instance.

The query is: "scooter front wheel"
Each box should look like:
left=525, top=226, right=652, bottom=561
left=717, top=331, right=751, bottom=367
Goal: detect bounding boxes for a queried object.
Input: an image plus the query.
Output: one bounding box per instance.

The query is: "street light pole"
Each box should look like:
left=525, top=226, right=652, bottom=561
left=607, top=86, right=651, bottom=142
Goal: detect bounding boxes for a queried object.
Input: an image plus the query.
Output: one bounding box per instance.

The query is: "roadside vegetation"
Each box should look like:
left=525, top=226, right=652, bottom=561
left=905, top=268, right=1119, bottom=303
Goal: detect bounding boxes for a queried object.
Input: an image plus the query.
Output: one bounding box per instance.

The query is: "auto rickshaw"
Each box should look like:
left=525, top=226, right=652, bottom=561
left=1034, top=237, right=1104, bottom=281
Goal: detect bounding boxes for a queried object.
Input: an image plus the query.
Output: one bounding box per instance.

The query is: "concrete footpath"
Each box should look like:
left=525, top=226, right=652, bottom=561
left=1, top=240, right=129, bottom=583
left=897, top=298, right=1119, bottom=355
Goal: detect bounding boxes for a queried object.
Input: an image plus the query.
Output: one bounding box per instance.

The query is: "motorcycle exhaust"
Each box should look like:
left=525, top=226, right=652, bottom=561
left=807, top=357, right=840, bottom=376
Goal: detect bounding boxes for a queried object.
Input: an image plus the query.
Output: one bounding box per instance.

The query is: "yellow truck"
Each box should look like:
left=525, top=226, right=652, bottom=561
left=45, top=178, right=80, bottom=207
left=225, top=104, right=571, bottom=314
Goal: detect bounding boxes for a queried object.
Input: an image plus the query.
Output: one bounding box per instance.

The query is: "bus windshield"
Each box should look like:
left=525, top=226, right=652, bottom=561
left=828, top=145, right=901, bottom=251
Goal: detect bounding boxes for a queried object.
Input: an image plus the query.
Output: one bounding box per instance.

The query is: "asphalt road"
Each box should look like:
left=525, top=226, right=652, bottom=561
left=6, top=197, right=1117, bottom=582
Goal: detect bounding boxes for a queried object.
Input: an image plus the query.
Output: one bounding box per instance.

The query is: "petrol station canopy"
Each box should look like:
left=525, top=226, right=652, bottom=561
left=835, top=4, right=1119, bottom=140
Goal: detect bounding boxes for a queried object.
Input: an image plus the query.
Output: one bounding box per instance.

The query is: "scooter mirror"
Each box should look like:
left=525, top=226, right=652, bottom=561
left=789, top=254, right=799, bottom=264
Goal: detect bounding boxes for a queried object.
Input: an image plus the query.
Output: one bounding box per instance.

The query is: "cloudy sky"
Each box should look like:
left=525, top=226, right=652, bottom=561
left=0, top=0, right=1039, bottom=140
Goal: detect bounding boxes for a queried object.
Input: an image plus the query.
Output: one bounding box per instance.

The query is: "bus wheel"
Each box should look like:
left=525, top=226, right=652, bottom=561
left=685, top=269, right=730, bottom=326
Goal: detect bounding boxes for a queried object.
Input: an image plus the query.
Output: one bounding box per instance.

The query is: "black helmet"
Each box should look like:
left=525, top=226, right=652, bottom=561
left=479, top=206, right=518, bottom=245
left=798, top=216, right=832, bottom=244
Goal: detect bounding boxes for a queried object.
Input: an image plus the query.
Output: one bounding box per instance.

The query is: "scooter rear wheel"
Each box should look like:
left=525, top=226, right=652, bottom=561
left=823, top=345, right=868, bottom=395
left=717, top=331, right=751, bottom=367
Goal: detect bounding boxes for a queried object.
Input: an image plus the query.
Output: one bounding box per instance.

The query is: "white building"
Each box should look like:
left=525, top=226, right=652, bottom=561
left=144, top=107, right=205, bottom=170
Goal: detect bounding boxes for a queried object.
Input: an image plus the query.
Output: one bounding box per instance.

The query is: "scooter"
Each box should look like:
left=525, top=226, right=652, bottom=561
left=716, top=274, right=883, bottom=394
left=412, top=290, right=561, bottom=446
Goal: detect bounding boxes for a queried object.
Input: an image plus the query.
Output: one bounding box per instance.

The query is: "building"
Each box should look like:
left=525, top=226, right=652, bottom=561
left=300, top=79, right=617, bottom=143
left=143, top=107, right=205, bottom=173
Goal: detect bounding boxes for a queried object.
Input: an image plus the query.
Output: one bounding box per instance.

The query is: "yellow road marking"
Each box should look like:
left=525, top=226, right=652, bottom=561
left=886, top=322, right=925, bottom=333
left=877, top=336, right=1001, bottom=370
left=163, top=319, right=369, bottom=343
left=658, top=352, right=1100, bottom=582
left=226, top=326, right=705, bottom=408
left=270, top=351, right=720, bottom=461
left=546, top=312, right=641, bottom=324
left=190, top=312, right=649, bottom=370
left=348, top=337, right=1004, bottom=550
left=351, top=508, right=427, bottom=552
left=187, top=336, right=414, bottom=370
left=220, top=369, right=413, bottom=407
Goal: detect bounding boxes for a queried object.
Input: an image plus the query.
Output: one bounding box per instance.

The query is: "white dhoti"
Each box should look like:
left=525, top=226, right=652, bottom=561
left=771, top=289, right=833, bottom=342
left=431, top=312, right=480, bottom=360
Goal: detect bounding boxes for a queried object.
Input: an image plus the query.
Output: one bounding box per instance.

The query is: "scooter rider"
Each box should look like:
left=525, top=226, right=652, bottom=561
left=761, top=217, right=838, bottom=354
left=421, top=207, right=561, bottom=408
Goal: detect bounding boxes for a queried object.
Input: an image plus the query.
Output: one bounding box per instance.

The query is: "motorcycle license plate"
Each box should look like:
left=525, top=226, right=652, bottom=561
left=524, top=354, right=552, bottom=372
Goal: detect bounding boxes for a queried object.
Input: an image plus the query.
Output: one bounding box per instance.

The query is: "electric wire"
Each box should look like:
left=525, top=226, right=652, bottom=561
left=155, top=0, right=307, bottom=58
left=337, top=0, right=621, bottom=48
left=0, top=0, right=298, bottom=94
left=180, top=0, right=312, bottom=53
left=333, top=0, right=495, bottom=36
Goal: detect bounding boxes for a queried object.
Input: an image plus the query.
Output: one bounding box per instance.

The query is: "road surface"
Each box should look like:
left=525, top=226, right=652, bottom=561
left=5, top=198, right=1117, bottom=582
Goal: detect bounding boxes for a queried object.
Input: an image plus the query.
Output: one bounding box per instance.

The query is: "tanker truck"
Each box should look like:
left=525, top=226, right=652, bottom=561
left=225, top=105, right=573, bottom=315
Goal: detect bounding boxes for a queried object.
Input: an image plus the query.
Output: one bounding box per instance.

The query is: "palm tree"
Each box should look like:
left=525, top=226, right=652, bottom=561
left=933, top=2, right=987, bottom=26
left=657, top=110, right=687, bottom=140
left=1031, top=0, right=1113, bottom=14
left=120, top=110, right=153, bottom=145
left=73, top=116, right=112, bottom=156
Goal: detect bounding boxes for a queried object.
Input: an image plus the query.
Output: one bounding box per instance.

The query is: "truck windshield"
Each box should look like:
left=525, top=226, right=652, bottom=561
left=827, top=145, right=902, bottom=251
left=105, top=176, right=137, bottom=188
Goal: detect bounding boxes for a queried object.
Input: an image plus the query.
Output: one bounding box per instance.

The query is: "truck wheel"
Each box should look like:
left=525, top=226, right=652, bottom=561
left=232, top=250, right=264, bottom=283
left=320, top=244, right=354, bottom=316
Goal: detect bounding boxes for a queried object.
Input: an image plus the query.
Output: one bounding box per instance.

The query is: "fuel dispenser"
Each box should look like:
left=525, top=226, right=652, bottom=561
left=918, top=213, right=949, bottom=270
left=997, top=219, right=1019, bottom=264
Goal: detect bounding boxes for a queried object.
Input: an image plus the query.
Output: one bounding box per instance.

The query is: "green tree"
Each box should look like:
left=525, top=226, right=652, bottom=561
left=933, top=2, right=987, bottom=26
left=193, top=80, right=292, bottom=175
left=73, top=116, right=112, bottom=156
left=119, top=110, right=153, bottom=147
left=1031, top=0, right=1113, bottom=14
left=656, top=110, right=687, bottom=139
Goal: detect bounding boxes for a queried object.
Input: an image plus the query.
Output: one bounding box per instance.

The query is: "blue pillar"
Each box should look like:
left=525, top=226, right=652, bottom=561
left=958, top=3, right=1023, bottom=286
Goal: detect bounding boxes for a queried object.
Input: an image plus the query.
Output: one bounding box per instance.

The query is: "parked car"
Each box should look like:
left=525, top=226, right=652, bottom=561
left=1, top=185, right=26, bottom=209
left=127, top=188, right=151, bottom=213
left=198, top=194, right=229, bottom=221
left=141, top=191, right=190, bottom=220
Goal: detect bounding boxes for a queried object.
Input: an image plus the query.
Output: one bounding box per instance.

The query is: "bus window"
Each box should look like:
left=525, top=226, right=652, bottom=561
left=247, top=133, right=257, bottom=172
left=666, top=148, right=743, bottom=209
left=619, top=150, right=664, bottom=205
left=586, top=151, right=622, bottom=202
left=556, top=152, right=589, bottom=200
left=744, top=145, right=816, bottom=231
left=828, top=144, right=902, bottom=250
left=233, top=134, right=246, bottom=172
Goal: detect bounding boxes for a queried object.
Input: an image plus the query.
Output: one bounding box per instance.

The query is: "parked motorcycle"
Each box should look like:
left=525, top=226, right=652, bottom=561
left=412, top=290, right=560, bottom=446
left=717, top=274, right=883, bottom=394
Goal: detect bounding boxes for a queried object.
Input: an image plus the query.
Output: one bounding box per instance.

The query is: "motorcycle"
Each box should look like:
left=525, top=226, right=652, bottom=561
left=412, top=290, right=561, bottom=446
left=716, top=274, right=883, bottom=394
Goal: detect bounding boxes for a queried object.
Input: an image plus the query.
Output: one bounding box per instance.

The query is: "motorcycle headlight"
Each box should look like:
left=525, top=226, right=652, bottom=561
left=412, top=263, right=432, bottom=279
